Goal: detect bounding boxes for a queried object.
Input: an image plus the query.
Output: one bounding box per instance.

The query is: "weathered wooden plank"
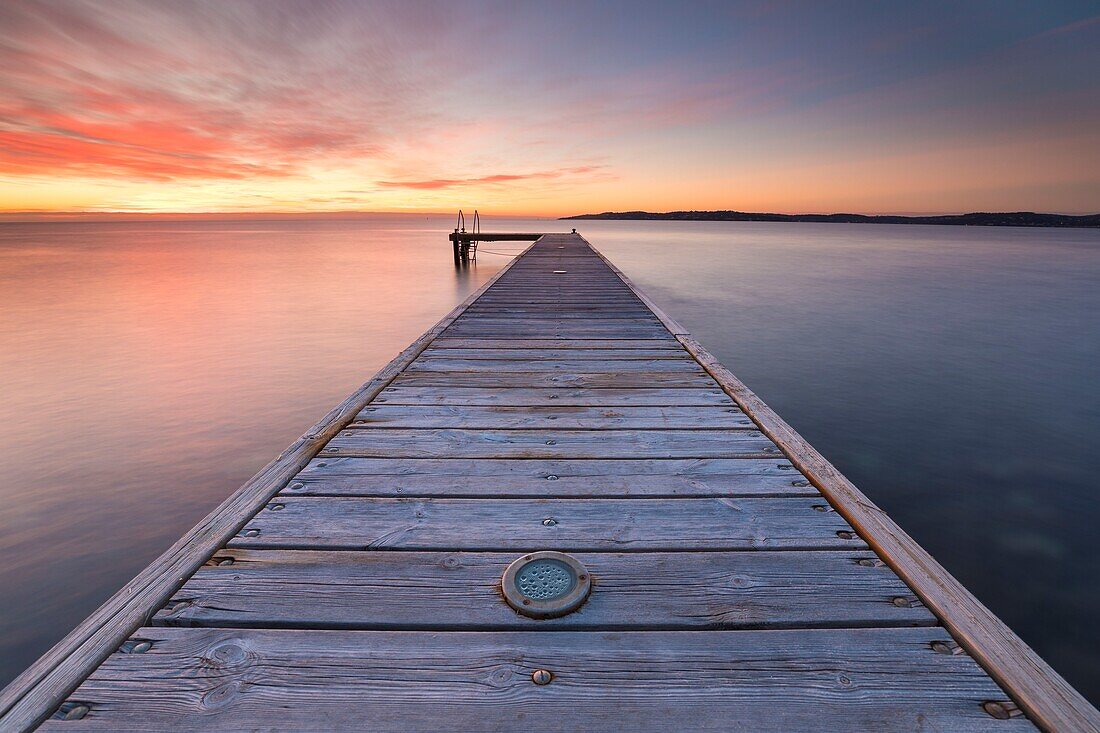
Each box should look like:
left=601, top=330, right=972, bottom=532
left=373, top=386, right=731, bottom=406
left=227, top=497, right=863, bottom=551
left=429, top=339, right=681, bottom=349
left=444, top=317, right=664, bottom=325
left=392, top=372, right=717, bottom=388
left=438, top=333, right=676, bottom=342
left=439, top=329, right=673, bottom=337
left=451, top=316, right=664, bottom=323
left=286, top=457, right=812, bottom=497
left=466, top=303, right=651, bottom=309
left=157, top=549, right=935, bottom=629
left=417, top=348, right=693, bottom=359
left=405, top=358, right=704, bottom=373
left=41, top=628, right=1030, bottom=732
left=444, top=321, right=666, bottom=328
left=464, top=305, right=655, bottom=312
left=468, top=300, right=649, bottom=307
left=322, top=428, right=780, bottom=459
left=350, top=405, right=753, bottom=429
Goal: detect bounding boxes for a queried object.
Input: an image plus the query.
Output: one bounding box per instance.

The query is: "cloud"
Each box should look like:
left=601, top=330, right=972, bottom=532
left=0, top=1, right=1096, bottom=213
left=0, top=1, right=455, bottom=181
left=377, top=166, right=604, bottom=190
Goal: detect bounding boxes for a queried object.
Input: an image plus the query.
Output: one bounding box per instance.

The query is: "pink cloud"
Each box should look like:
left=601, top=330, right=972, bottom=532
left=377, top=166, right=604, bottom=190
left=0, top=2, right=454, bottom=181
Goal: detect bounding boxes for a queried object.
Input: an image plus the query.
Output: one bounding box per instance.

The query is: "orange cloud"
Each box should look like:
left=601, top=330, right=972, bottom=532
left=378, top=167, right=604, bottom=190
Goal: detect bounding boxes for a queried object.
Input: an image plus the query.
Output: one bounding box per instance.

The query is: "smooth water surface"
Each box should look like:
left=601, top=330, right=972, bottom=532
left=0, top=216, right=1097, bottom=703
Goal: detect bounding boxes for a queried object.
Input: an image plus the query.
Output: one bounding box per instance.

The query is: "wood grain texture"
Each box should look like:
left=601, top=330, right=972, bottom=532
left=430, top=338, right=681, bottom=349
left=373, top=386, right=731, bottom=406
left=322, top=427, right=781, bottom=459
left=226, top=496, right=864, bottom=551
left=286, top=457, right=812, bottom=497
left=155, top=549, right=935, bottom=629
left=392, top=372, right=718, bottom=388
left=417, top=348, right=693, bottom=359
left=349, top=405, right=753, bottom=429
left=41, top=628, right=1032, bottom=732
left=405, top=358, right=704, bottom=372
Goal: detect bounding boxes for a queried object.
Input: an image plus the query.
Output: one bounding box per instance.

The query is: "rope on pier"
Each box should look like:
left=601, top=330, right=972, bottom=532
left=476, top=248, right=528, bottom=256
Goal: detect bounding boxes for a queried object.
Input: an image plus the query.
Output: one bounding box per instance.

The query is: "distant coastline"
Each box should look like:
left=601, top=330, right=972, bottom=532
left=562, top=210, right=1100, bottom=227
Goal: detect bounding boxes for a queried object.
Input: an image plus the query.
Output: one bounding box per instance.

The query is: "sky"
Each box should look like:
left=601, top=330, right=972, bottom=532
left=1, top=0, right=1098, bottom=217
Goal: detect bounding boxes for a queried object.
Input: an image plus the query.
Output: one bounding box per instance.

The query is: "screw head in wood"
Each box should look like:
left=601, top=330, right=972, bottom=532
left=545, top=440, right=557, bottom=445
left=532, top=669, right=553, bottom=685
left=546, top=474, right=559, bottom=481
left=242, top=528, right=260, bottom=537
left=857, top=558, right=884, bottom=568
left=982, top=700, right=1022, bottom=719
left=836, top=530, right=856, bottom=540
left=931, top=640, right=963, bottom=655
left=542, top=517, right=557, bottom=526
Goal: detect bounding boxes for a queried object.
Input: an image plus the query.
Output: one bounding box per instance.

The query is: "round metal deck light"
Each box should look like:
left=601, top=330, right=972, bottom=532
left=502, top=551, right=591, bottom=618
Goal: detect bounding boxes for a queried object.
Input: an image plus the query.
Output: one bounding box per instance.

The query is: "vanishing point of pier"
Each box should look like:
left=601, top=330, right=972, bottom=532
left=1, top=233, right=1097, bottom=731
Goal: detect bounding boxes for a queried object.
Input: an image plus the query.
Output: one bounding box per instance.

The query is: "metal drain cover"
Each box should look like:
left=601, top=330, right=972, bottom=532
left=502, top=551, right=591, bottom=618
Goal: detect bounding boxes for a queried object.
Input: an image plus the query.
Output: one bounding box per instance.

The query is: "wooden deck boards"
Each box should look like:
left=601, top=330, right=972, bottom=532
left=155, top=549, right=935, bottom=630
left=13, top=233, right=1096, bottom=731
left=45, top=628, right=1028, bottom=732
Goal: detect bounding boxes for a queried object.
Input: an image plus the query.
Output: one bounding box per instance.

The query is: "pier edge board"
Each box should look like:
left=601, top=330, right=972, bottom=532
left=0, top=240, right=543, bottom=732
left=584, top=235, right=1100, bottom=732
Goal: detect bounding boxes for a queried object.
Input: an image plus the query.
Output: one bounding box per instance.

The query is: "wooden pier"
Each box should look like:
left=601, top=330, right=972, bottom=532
left=2, top=233, right=1097, bottom=731
left=449, top=230, right=542, bottom=263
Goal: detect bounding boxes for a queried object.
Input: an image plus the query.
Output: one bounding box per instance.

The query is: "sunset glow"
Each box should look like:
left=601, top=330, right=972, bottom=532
left=1, top=1, right=1098, bottom=216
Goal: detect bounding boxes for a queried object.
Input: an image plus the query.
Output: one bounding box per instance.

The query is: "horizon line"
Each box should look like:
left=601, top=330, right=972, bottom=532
left=2, top=207, right=1099, bottom=222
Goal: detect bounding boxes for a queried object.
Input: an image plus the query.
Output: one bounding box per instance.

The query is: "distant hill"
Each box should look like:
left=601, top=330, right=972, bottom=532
left=562, top=210, right=1100, bottom=227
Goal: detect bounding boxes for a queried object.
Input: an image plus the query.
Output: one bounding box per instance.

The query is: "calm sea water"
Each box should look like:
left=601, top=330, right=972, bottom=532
left=1, top=216, right=1097, bottom=702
